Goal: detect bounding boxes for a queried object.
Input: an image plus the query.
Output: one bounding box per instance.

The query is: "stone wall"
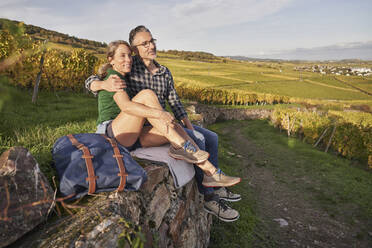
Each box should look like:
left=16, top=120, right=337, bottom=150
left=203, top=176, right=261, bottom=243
left=4, top=156, right=212, bottom=248
left=186, top=102, right=273, bottom=126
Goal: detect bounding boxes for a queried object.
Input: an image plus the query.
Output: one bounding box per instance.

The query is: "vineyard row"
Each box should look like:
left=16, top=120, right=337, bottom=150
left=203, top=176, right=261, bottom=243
left=271, top=108, right=372, bottom=168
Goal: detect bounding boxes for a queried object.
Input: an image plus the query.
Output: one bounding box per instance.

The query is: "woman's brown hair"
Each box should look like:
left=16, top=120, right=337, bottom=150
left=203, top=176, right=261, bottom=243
left=98, top=40, right=131, bottom=78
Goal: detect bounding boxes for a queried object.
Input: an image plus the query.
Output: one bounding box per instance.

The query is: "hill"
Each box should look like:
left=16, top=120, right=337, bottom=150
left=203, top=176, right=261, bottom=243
left=0, top=18, right=225, bottom=62
left=0, top=18, right=106, bottom=53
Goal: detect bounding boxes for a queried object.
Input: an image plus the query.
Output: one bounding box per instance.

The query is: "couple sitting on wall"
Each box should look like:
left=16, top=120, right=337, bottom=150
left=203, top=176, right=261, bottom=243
left=85, top=25, right=242, bottom=222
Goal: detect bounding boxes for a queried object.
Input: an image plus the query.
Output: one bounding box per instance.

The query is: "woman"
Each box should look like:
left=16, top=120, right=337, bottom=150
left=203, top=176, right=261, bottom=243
left=96, top=40, right=240, bottom=187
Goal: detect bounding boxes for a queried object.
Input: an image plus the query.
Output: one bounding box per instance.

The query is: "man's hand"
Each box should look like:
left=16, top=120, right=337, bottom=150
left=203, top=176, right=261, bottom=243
left=103, top=75, right=126, bottom=92
left=182, top=117, right=194, bottom=130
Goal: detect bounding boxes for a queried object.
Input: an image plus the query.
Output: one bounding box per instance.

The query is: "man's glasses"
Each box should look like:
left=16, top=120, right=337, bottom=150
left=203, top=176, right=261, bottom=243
left=134, top=38, right=157, bottom=48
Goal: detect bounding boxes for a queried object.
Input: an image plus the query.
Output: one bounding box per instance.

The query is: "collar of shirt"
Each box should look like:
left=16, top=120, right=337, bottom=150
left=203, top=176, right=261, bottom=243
left=133, top=55, right=167, bottom=76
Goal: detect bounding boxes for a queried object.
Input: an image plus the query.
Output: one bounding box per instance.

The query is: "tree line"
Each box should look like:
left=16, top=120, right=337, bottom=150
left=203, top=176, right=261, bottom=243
left=0, top=18, right=107, bottom=51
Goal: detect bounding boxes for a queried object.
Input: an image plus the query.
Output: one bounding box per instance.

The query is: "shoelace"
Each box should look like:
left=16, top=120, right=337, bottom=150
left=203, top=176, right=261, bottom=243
left=215, top=169, right=226, bottom=179
left=217, top=199, right=229, bottom=223
left=224, top=187, right=233, bottom=198
left=183, top=140, right=197, bottom=153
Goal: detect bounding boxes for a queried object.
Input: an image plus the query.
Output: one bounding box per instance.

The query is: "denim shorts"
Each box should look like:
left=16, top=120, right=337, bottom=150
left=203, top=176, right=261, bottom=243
left=96, top=120, right=142, bottom=151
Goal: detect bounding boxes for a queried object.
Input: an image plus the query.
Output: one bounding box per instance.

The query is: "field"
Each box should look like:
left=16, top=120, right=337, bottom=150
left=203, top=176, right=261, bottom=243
left=157, top=57, right=372, bottom=105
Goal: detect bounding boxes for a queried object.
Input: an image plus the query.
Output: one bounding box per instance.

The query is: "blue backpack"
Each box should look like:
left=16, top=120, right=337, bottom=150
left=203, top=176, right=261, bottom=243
left=52, top=133, right=147, bottom=200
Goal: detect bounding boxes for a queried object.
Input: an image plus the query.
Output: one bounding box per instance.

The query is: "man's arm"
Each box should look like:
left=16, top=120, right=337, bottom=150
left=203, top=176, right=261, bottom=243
left=181, top=117, right=194, bottom=130
left=85, top=75, right=126, bottom=95
left=166, top=71, right=194, bottom=129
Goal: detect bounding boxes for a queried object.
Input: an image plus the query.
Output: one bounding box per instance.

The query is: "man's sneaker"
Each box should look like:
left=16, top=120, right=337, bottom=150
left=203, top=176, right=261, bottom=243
left=202, top=169, right=241, bottom=187
left=168, top=140, right=209, bottom=164
left=214, top=187, right=241, bottom=202
left=204, top=199, right=240, bottom=222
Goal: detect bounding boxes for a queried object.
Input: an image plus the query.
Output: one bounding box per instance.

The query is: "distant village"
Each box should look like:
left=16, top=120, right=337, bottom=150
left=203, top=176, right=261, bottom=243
left=294, top=65, right=372, bottom=76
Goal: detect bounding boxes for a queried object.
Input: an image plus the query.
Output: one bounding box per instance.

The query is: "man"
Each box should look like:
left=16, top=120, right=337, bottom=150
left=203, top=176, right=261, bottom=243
left=85, top=25, right=241, bottom=222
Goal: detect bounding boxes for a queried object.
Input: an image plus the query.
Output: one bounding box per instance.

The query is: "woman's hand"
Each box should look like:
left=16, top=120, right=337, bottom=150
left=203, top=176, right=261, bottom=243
left=103, top=75, right=126, bottom=92
left=158, top=111, right=175, bottom=125
left=157, top=111, right=177, bottom=134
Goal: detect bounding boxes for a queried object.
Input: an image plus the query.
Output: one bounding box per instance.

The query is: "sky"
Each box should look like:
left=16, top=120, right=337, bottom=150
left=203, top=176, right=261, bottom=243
left=1, top=0, right=372, bottom=60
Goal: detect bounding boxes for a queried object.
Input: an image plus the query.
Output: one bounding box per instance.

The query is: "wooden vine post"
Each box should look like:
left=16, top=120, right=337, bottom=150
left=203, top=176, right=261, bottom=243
left=289, top=116, right=297, bottom=137
left=32, top=39, right=48, bottom=104
left=325, top=125, right=337, bottom=153
left=313, top=127, right=329, bottom=148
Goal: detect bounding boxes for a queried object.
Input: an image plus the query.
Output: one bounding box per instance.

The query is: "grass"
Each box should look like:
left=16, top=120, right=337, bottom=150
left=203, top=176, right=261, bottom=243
left=0, top=77, right=97, bottom=181
left=208, top=120, right=372, bottom=247
left=239, top=120, right=372, bottom=219
left=207, top=128, right=273, bottom=248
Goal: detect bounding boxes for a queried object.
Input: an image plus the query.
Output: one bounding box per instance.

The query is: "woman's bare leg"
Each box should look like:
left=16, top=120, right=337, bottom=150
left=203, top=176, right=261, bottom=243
left=139, top=126, right=168, bottom=147
left=139, top=124, right=217, bottom=176
left=173, top=124, right=217, bottom=175
left=112, top=90, right=189, bottom=147
left=112, top=89, right=239, bottom=184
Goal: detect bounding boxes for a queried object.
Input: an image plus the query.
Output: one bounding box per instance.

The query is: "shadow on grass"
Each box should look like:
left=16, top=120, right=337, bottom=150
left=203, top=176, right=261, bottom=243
left=208, top=119, right=372, bottom=247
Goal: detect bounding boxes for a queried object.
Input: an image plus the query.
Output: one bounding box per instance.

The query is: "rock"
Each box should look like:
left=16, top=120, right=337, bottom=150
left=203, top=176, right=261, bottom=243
left=186, top=105, right=196, bottom=114
left=194, top=103, right=273, bottom=125
left=169, top=200, right=186, bottom=244
left=141, top=164, right=168, bottom=193
left=178, top=219, right=197, bottom=248
left=309, top=225, right=318, bottom=232
left=158, top=223, right=169, bottom=248
left=116, top=191, right=142, bottom=225
left=84, top=217, right=116, bottom=240
left=0, top=147, right=54, bottom=248
left=273, top=218, right=289, bottom=227
left=148, top=184, right=171, bottom=229
left=290, top=239, right=300, bottom=246
left=10, top=164, right=212, bottom=248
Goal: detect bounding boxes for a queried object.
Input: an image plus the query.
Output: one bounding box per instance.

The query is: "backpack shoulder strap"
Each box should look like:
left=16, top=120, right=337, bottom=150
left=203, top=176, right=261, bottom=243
left=101, top=135, right=128, bottom=192
left=67, top=134, right=97, bottom=194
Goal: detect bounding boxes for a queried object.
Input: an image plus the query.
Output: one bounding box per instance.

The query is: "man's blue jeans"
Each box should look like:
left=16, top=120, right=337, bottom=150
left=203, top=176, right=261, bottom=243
left=184, top=125, right=219, bottom=195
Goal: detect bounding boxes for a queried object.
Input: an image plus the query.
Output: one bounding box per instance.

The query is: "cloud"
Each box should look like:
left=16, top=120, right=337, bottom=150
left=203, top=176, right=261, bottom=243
left=155, top=0, right=293, bottom=31
left=255, top=41, right=372, bottom=60
left=0, top=0, right=136, bottom=41
left=0, top=0, right=293, bottom=44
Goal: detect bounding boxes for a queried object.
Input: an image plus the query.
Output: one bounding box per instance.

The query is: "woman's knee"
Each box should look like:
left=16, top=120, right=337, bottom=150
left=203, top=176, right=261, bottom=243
left=140, top=89, right=158, bottom=99
left=134, top=89, right=159, bottom=104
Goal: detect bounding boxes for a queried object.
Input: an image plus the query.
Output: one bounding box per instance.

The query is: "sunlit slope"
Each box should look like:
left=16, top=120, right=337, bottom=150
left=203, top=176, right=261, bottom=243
left=158, top=58, right=372, bottom=101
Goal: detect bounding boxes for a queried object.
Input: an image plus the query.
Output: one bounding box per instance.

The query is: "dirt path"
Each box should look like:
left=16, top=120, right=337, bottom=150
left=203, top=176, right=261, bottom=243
left=334, top=76, right=372, bottom=96
left=219, top=124, right=371, bottom=248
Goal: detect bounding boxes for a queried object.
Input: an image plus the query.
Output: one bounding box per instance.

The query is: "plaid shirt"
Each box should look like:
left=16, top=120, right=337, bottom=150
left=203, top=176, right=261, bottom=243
left=85, top=56, right=188, bottom=120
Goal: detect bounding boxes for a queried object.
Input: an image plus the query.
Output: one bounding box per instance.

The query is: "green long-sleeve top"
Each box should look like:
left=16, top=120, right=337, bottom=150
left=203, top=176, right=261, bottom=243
left=96, top=69, right=128, bottom=125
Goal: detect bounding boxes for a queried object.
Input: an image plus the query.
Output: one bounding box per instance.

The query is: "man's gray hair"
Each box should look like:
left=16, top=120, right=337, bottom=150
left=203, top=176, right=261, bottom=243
left=129, top=25, right=151, bottom=46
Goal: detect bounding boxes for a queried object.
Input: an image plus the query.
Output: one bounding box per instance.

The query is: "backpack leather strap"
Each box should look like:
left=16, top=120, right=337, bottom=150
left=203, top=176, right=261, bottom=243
left=67, top=134, right=97, bottom=194
left=101, top=135, right=128, bottom=192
